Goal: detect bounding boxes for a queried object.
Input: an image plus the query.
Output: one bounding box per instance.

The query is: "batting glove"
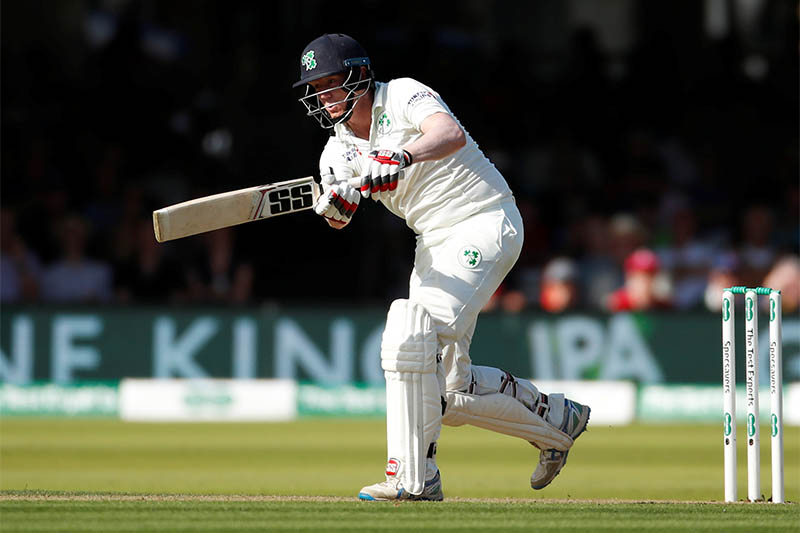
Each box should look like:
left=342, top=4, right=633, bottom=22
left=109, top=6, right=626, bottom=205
left=314, top=171, right=359, bottom=227
left=359, top=149, right=412, bottom=201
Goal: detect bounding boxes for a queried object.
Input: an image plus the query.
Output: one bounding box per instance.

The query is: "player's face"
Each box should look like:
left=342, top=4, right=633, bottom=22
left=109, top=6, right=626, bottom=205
left=309, top=74, right=349, bottom=118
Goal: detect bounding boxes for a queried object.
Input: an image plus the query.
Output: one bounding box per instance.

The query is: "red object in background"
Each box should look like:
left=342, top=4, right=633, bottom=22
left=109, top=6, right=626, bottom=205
left=541, top=282, right=575, bottom=312
left=607, top=287, right=634, bottom=311
left=624, top=249, right=660, bottom=273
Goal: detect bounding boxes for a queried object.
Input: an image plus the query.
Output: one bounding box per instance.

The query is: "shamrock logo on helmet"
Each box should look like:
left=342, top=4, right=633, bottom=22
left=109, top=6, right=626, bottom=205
left=301, top=51, right=317, bottom=71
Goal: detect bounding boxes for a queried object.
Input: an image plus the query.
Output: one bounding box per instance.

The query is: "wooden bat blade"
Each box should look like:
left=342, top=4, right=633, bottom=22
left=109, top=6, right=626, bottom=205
left=153, top=176, right=318, bottom=242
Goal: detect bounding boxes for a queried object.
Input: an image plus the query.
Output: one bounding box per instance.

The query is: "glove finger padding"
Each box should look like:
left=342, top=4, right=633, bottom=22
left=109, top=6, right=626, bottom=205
left=387, top=167, right=400, bottom=192
left=362, top=165, right=378, bottom=201
left=379, top=163, right=392, bottom=193
left=314, top=183, right=359, bottom=223
left=367, top=163, right=379, bottom=197
left=360, top=149, right=411, bottom=200
left=359, top=174, right=372, bottom=199
left=339, top=184, right=360, bottom=216
left=377, top=165, right=391, bottom=202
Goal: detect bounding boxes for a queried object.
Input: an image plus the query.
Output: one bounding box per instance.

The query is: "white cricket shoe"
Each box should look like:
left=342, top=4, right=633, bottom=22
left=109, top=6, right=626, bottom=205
left=358, top=470, right=443, bottom=501
left=530, top=399, right=591, bottom=490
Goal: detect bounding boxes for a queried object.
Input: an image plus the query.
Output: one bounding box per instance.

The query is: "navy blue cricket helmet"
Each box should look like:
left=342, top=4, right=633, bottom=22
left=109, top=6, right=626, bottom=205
left=294, top=34, right=374, bottom=129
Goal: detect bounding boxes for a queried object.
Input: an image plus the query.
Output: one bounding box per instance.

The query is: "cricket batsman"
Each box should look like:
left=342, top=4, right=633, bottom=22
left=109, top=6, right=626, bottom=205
left=293, top=33, right=591, bottom=501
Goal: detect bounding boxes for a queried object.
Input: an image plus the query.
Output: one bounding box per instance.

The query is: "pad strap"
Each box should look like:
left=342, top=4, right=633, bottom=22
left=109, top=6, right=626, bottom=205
left=535, top=392, right=550, bottom=420
left=427, top=442, right=436, bottom=459
left=442, top=391, right=573, bottom=451
left=498, top=371, right=518, bottom=398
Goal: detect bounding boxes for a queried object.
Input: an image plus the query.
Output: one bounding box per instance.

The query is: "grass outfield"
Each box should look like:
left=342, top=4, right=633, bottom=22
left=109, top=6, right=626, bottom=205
left=1, top=419, right=797, bottom=531
left=2, top=498, right=798, bottom=532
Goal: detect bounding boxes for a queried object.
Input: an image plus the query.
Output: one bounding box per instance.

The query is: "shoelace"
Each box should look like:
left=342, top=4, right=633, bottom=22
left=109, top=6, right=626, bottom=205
left=541, top=449, right=564, bottom=463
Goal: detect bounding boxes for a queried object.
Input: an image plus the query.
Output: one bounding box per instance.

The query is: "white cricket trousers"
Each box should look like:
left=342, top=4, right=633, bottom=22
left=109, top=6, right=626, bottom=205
left=408, top=199, right=523, bottom=392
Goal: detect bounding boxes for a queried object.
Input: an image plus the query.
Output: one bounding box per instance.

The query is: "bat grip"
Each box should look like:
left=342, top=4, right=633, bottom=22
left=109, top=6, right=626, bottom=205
left=316, top=173, right=361, bottom=190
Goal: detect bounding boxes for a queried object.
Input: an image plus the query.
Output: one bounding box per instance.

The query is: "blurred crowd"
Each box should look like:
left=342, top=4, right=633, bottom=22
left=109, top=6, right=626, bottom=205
left=1, top=1, right=797, bottom=313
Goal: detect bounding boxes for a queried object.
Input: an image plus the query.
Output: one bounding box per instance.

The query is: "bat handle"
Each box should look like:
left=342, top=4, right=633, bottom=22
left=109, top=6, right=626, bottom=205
left=317, top=176, right=363, bottom=189
left=314, top=172, right=360, bottom=197
left=345, top=171, right=406, bottom=190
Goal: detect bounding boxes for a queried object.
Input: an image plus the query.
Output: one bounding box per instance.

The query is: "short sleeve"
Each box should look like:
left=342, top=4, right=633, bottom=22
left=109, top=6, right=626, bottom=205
left=389, top=78, right=450, bottom=131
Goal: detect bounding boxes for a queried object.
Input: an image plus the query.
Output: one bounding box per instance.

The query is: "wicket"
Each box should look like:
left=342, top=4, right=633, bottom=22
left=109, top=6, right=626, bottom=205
left=722, top=286, right=783, bottom=503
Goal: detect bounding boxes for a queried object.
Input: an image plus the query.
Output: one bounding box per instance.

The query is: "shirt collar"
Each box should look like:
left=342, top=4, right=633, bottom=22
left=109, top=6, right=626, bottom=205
left=334, top=81, right=386, bottom=142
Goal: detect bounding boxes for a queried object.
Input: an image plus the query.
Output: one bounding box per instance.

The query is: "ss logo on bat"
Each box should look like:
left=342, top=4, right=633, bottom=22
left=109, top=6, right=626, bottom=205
left=268, top=184, right=313, bottom=215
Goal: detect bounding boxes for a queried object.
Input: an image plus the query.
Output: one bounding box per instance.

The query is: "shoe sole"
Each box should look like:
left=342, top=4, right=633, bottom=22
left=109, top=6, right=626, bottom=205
left=530, top=405, right=591, bottom=490
left=358, top=492, right=443, bottom=502
left=359, top=472, right=444, bottom=501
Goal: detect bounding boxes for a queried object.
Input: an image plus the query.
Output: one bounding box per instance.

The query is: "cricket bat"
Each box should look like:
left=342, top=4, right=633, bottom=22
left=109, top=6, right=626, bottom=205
left=153, top=175, right=361, bottom=242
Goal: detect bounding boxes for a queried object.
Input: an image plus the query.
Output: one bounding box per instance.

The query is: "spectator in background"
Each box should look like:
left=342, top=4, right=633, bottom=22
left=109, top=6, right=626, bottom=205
left=703, top=252, right=741, bottom=312
left=607, top=248, right=671, bottom=312
left=540, top=257, right=580, bottom=313
left=40, top=214, right=113, bottom=303
left=0, top=207, right=42, bottom=303
left=739, top=205, right=777, bottom=287
left=84, top=143, right=126, bottom=244
left=577, top=214, right=622, bottom=309
left=0, top=2, right=795, bottom=308
left=114, top=219, right=187, bottom=304
left=481, top=282, right=529, bottom=314
left=609, top=213, right=648, bottom=266
left=184, top=228, right=254, bottom=305
left=657, top=204, right=716, bottom=309
left=762, top=255, right=800, bottom=314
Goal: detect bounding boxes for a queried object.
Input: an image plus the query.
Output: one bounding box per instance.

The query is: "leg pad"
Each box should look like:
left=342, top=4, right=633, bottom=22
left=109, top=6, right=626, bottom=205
left=442, top=391, right=573, bottom=451
left=382, top=299, right=444, bottom=495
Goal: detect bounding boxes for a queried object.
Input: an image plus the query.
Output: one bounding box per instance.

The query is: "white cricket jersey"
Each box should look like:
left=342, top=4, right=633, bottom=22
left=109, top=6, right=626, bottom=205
left=319, top=78, right=513, bottom=235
